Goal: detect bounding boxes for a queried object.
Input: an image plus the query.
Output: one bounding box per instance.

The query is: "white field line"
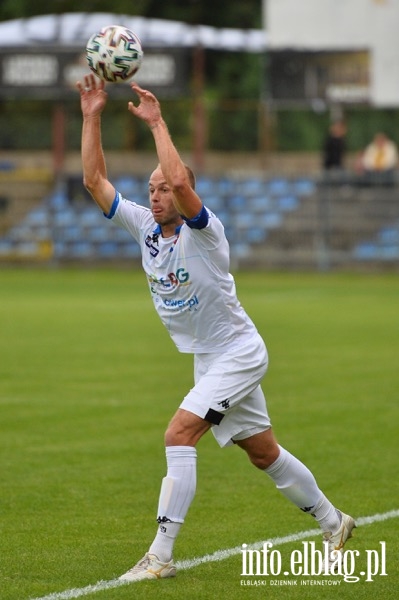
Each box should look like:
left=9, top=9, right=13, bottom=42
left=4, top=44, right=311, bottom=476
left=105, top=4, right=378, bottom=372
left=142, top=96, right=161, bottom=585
left=28, top=508, right=399, bottom=600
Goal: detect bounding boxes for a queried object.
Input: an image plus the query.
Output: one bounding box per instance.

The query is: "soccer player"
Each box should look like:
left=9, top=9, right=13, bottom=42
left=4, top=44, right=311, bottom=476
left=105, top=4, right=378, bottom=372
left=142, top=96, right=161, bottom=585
left=77, top=74, right=355, bottom=581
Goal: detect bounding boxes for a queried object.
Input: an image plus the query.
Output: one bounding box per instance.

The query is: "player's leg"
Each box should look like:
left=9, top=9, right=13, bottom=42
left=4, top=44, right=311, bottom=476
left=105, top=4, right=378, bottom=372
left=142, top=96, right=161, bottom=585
left=119, top=409, right=211, bottom=581
left=120, top=338, right=267, bottom=582
left=236, top=429, right=356, bottom=571
left=236, top=429, right=340, bottom=528
left=147, top=409, right=211, bottom=562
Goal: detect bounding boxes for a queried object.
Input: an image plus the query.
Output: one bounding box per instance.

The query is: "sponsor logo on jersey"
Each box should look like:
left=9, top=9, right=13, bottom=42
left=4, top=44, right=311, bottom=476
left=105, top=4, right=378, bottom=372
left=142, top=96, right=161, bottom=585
left=148, top=268, right=198, bottom=310
left=148, top=267, right=190, bottom=291
left=145, top=234, right=159, bottom=257
left=162, top=294, right=199, bottom=310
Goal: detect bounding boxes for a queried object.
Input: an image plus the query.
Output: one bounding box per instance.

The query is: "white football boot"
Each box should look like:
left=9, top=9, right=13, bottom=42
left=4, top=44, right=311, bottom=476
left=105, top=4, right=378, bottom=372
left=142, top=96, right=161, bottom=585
left=119, top=552, right=176, bottom=582
left=322, top=511, right=356, bottom=573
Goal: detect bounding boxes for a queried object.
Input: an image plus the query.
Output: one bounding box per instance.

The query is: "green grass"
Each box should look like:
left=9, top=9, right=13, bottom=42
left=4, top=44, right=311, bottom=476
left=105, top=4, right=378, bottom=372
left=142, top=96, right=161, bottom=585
left=1, top=268, right=398, bottom=600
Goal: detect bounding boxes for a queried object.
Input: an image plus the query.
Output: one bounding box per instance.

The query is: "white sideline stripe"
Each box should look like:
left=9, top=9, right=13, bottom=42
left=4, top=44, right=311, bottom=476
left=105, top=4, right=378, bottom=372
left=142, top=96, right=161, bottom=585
left=28, top=508, right=399, bottom=600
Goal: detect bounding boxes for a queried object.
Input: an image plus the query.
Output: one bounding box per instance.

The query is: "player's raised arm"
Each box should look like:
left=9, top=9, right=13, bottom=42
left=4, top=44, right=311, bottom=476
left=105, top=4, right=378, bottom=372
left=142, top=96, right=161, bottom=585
left=128, top=82, right=203, bottom=218
left=77, top=74, right=116, bottom=215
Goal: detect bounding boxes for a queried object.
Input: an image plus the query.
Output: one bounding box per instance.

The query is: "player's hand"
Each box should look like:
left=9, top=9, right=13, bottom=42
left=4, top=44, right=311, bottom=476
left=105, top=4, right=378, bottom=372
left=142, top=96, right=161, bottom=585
left=76, top=74, right=108, bottom=118
left=128, top=82, right=162, bottom=129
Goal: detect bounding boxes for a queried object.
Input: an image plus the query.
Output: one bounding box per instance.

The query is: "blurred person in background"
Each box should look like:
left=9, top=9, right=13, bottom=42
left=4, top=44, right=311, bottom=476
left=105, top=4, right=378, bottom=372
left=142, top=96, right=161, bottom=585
left=361, top=131, right=398, bottom=186
left=322, top=120, right=347, bottom=172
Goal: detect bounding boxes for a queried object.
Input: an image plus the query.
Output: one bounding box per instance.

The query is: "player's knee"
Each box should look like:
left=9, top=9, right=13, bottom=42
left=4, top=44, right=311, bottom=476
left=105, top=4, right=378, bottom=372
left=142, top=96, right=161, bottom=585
left=164, top=412, right=210, bottom=447
left=247, top=447, right=280, bottom=470
left=164, top=424, right=185, bottom=446
left=164, top=420, right=194, bottom=446
left=249, top=455, right=272, bottom=470
left=237, top=429, right=280, bottom=470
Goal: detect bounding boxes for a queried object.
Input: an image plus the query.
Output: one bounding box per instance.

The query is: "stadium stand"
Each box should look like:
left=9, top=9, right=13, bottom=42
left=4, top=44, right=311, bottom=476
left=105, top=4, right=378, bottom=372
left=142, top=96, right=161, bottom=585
left=354, top=223, right=399, bottom=261
left=0, top=174, right=398, bottom=269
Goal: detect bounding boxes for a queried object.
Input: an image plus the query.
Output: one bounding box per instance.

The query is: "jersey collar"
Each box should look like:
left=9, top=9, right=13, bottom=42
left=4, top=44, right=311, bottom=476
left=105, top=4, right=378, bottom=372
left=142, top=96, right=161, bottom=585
left=152, top=224, right=183, bottom=237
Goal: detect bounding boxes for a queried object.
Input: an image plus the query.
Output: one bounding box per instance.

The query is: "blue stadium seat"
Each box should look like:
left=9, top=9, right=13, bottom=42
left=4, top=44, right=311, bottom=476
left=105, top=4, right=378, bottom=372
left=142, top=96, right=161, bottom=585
left=292, top=178, right=316, bottom=196
left=113, top=175, right=141, bottom=198
left=53, top=241, right=67, bottom=257
left=379, top=227, right=399, bottom=245
left=353, top=243, right=379, bottom=260
left=98, top=241, right=119, bottom=257
left=277, top=195, right=299, bottom=212
left=216, top=177, right=236, bottom=196
left=230, top=242, right=251, bottom=258
left=56, top=225, right=81, bottom=242
left=9, top=224, right=34, bottom=241
left=203, top=195, right=224, bottom=212
left=25, top=208, right=49, bottom=226
left=248, top=195, right=272, bottom=213
left=87, top=226, right=111, bottom=242
left=228, top=195, right=247, bottom=212
left=214, top=209, right=231, bottom=227
left=53, top=210, right=75, bottom=227
left=232, top=212, right=258, bottom=229
left=195, top=176, right=214, bottom=196
left=110, top=226, right=133, bottom=242
left=31, top=225, right=51, bottom=241
left=258, top=212, right=283, bottom=229
left=244, top=227, right=267, bottom=244
left=69, top=242, right=94, bottom=258
left=15, top=241, right=39, bottom=256
left=0, top=240, right=13, bottom=255
left=138, top=177, right=151, bottom=201
left=239, top=177, right=266, bottom=197
left=223, top=226, right=236, bottom=243
left=49, top=187, right=69, bottom=210
left=267, top=177, right=290, bottom=196
left=79, top=208, right=104, bottom=227
left=0, top=160, right=15, bottom=171
left=379, top=245, right=399, bottom=259
left=120, top=242, right=141, bottom=258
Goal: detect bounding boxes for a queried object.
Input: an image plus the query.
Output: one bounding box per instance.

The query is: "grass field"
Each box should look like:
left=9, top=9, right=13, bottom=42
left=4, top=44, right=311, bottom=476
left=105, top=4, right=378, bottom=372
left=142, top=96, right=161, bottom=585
left=1, top=268, right=398, bottom=600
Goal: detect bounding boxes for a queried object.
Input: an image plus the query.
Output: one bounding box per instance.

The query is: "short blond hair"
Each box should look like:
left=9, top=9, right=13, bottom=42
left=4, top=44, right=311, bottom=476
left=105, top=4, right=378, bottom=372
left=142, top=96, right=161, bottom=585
left=153, top=163, right=196, bottom=190
left=184, top=164, right=196, bottom=190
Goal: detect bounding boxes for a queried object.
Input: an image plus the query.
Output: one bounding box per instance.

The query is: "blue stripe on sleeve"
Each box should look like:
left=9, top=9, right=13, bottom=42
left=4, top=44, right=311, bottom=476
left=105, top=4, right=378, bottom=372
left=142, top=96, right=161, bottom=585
left=103, top=191, right=120, bottom=219
left=182, top=204, right=209, bottom=230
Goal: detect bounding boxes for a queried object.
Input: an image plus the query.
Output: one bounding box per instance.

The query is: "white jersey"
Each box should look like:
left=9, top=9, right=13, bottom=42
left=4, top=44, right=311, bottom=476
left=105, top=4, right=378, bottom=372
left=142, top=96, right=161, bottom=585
left=108, top=191, right=259, bottom=353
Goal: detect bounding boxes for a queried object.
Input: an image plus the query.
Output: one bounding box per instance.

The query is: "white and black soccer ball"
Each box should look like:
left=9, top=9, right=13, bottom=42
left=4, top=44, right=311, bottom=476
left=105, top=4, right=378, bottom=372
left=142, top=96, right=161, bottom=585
left=86, top=25, right=143, bottom=83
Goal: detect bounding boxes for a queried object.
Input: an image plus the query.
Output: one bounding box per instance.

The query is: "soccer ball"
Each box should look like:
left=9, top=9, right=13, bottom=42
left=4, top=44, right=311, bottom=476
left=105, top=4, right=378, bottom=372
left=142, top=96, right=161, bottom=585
left=86, top=25, right=143, bottom=83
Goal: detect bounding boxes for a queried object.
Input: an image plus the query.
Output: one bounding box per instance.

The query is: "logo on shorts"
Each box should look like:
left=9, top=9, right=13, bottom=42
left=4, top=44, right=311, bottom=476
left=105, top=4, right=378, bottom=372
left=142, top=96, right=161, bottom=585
left=218, top=399, right=230, bottom=410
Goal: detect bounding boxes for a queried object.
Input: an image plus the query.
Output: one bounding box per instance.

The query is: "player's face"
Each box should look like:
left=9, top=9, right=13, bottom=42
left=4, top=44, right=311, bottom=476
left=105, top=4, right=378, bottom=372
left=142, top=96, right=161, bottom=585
left=148, top=168, right=181, bottom=229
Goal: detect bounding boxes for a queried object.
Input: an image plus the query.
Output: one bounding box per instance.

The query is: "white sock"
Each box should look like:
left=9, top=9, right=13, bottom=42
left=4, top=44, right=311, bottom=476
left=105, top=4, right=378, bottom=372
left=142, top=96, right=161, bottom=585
left=265, top=445, right=340, bottom=532
left=149, top=446, right=197, bottom=562
left=148, top=521, right=181, bottom=563
left=311, top=493, right=342, bottom=533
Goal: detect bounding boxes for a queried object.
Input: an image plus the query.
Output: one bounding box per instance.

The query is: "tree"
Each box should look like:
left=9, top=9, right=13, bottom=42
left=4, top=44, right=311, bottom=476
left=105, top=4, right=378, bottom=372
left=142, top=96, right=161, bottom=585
left=0, top=0, right=261, bottom=28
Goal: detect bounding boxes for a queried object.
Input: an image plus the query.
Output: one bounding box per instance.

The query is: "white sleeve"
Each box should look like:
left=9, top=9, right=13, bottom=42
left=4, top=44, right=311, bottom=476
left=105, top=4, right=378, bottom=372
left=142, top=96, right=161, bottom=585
left=106, top=191, right=153, bottom=243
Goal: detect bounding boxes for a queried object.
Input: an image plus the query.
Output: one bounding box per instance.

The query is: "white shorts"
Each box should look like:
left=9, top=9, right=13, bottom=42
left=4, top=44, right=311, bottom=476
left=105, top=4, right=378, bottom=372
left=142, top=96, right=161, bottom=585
left=180, top=333, right=271, bottom=448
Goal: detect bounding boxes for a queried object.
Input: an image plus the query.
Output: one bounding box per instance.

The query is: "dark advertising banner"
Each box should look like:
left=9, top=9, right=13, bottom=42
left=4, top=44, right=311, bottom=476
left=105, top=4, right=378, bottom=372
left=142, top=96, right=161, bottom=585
left=0, top=47, right=188, bottom=99
left=269, top=50, right=370, bottom=106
